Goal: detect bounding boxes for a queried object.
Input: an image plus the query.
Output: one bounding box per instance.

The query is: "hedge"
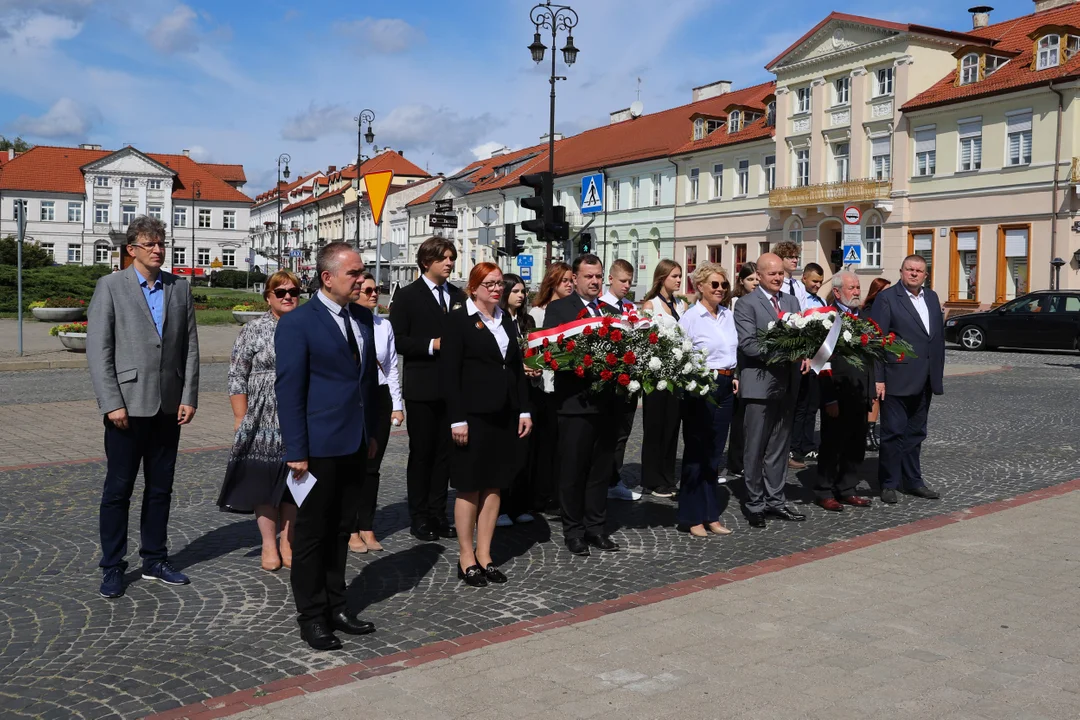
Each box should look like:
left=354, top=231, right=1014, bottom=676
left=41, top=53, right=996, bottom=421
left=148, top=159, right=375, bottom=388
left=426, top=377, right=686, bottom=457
left=210, top=268, right=266, bottom=289
left=0, top=264, right=109, bottom=313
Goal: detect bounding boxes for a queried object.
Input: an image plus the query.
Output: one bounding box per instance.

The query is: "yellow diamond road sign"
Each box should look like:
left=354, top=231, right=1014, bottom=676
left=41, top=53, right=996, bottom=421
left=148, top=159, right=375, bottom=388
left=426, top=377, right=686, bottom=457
left=364, top=170, right=395, bottom=226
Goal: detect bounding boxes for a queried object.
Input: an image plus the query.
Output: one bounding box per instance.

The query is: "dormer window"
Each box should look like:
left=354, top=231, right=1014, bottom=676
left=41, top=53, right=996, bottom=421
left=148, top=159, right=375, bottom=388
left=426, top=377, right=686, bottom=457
left=693, top=117, right=705, bottom=140
left=1038, top=34, right=1060, bottom=69
left=985, top=55, right=1008, bottom=75
left=729, top=110, right=742, bottom=133
left=1069, top=35, right=1080, bottom=58
left=766, top=101, right=776, bottom=126
left=706, top=119, right=724, bottom=134
left=960, top=54, right=979, bottom=85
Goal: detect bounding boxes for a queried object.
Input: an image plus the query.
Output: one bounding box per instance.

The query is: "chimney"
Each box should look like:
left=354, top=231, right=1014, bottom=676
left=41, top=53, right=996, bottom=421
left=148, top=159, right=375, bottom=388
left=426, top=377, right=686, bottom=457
left=5, top=149, right=13, bottom=160
left=489, top=146, right=511, bottom=158
left=692, top=80, right=732, bottom=102
left=182, top=149, right=190, bottom=157
left=539, top=132, right=564, bottom=143
left=327, top=165, right=336, bottom=173
left=79, top=143, right=102, bottom=151
left=1034, top=0, right=1074, bottom=11
left=968, top=6, right=993, bottom=28
left=610, top=108, right=632, bottom=124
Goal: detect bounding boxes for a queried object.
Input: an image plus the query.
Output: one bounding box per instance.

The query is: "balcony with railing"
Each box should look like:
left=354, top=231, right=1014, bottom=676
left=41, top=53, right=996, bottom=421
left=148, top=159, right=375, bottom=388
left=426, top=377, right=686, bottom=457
left=769, top=178, right=892, bottom=208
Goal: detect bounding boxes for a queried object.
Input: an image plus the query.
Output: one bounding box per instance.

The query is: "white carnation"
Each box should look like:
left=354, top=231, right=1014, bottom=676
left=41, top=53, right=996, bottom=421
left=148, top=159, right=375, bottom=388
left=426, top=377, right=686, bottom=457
left=700, top=385, right=709, bottom=396
left=682, top=339, right=693, bottom=351
left=843, top=330, right=852, bottom=343
left=648, top=356, right=662, bottom=371
left=822, top=319, right=832, bottom=329
left=767, top=320, right=776, bottom=331
left=672, top=348, right=684, bottom=361
left=627, top=380, right=641, bottom=393
left=682, top=362, right=693, bottom=374
left=657, top=379, right=668, bottom=391
left=686, top=380, right=697, bottom=392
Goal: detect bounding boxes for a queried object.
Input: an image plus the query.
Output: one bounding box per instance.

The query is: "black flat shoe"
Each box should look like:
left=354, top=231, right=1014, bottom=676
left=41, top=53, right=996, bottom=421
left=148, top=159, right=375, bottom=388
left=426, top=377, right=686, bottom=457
left=436, top=522, right=458, bottom=539
left=410, top=522, right=438, bottom=542
left=458, top=563, right=488, bottom=587
left=565, top=538, right=590, bottom=556
left=765, top=505, right=806, bottom=522
left=747, top=512, right=766, bottom=528
left=584, top=534, right=619, bottom=551
left=330, top=610, right=375, bottom=636
left=300, top=621, right=342, bottom=651
left=481, top=564, right=507, bottom=584
left=906, top=485, right=941, bottom=500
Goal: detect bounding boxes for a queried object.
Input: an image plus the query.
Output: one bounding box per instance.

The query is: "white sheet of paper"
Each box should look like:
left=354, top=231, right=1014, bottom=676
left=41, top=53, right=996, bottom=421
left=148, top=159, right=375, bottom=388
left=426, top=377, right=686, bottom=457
left=286, top=470, right=317, bottom=507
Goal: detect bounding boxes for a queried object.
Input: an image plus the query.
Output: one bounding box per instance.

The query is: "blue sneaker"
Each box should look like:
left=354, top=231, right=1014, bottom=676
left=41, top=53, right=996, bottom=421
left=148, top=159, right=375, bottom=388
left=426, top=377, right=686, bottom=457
left=100, top=567, right=125, bottom=598
left=141, top=560, right=190, bottom=586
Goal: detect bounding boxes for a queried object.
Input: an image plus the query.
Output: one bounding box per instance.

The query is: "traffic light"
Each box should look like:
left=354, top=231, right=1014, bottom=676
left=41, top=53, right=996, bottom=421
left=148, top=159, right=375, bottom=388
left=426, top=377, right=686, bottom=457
left=552, top=205, right=569, bottom=252
left=577, top=231, right=593, bottom=255
left=503, top=223, right=524, bottom=256
left=519, top=171, right=552, bottom=242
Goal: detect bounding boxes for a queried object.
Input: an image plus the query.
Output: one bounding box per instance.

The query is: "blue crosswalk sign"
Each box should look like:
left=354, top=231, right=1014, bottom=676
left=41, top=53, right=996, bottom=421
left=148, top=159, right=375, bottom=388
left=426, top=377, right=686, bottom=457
left=842, top=244, right=862, bottom=264
left=581, top=173, right=604, bottom=214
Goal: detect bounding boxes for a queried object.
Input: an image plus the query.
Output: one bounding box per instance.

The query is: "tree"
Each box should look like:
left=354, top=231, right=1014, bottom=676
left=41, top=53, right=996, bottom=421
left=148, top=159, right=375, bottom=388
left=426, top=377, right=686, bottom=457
left=0, top=237, right=54, bottom=268
left=0, top=136, right=32, bottom=153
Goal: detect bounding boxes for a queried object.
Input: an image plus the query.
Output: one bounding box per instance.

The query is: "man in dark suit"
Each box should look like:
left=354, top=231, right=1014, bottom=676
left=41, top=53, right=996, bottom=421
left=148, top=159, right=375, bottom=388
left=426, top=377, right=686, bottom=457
left=88, top=216, right=199, bottom=600
left=868, top=254, right=946, bottom=504
left=544, top=254, right=621, bottom=556
left=276, top=242, right=380, bottom=651
left=734, top=253, right=808, bottom=528
left=814, top=271, right=873, bottom=511
left=389, top=236, right=464, bottom=541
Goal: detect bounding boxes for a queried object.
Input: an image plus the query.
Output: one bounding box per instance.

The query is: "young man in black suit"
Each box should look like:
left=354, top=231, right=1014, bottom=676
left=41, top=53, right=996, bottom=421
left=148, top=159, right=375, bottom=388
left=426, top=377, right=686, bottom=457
left=868, top=254, right=946, bottom=504
left=389, top=236, right=464, bottom=541
left=543, top=254, right=621, bottom=556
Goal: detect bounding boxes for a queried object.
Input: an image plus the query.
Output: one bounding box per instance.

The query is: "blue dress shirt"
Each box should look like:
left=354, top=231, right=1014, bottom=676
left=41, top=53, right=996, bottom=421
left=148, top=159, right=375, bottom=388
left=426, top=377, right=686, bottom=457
left=137, top=269, right=164, bottom=337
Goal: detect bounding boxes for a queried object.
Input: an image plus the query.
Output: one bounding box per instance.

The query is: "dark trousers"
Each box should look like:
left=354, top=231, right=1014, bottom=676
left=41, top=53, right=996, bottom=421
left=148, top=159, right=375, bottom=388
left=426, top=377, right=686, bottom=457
left=556, top=414, right=617, bottom=540
left=726, top=395, right=745, bottom=475
left=353, top=385, right=392, bottom=531
left=294, top=448, right=366, bottom=626
left=404, top=398, right=451, bottom=526
left=608, top=402, right=637, bottom=487
left=99, top=412, right=181, bottom=571
left=742, top=398, right=795, bottom=513
left=528, top=388, right=559, bottom=510
left=878, top=384, right=932, bottom=491
left=677, top=376, right=734, bottom=527
left=640, top=390, right=680, bottom=490
left=790, top=374, right=819, bottom=456
left=814, top=394, right=867, bottom=500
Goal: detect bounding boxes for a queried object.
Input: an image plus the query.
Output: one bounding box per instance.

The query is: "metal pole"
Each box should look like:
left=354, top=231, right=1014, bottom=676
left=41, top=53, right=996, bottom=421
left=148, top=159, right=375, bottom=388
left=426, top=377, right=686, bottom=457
left=375, top=221, right=383, bottom=289
left=356, top=124, right=362, bottom=248
left=277, top=166, right=283, bottom=271
left=16, top=200, right=25, bottom=356
left=547, top=23, right=557, bottom=269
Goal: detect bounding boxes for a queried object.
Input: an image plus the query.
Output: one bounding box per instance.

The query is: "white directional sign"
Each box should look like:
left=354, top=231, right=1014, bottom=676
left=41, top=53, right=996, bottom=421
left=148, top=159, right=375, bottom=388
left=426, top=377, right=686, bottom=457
left=581, top=173, right=604, bottom=214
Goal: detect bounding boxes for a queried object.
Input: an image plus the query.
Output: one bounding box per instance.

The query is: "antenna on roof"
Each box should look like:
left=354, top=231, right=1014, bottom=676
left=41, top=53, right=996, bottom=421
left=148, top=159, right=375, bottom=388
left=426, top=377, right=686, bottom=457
left=636, top=77, right=642, bottom=101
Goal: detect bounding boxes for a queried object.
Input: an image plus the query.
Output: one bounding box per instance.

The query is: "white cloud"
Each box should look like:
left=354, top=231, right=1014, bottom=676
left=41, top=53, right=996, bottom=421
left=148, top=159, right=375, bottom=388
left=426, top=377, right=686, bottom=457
left=280, top=103, right=354, bottom=142
left=184, top=144, right=213, bottom=162
left=10, top=97, right=97, bottom=137
left=332, top=17, right=424, bottom=55
left=147, top=3, right=200, bottom=54
left=471, top=141, right=506, bottom=161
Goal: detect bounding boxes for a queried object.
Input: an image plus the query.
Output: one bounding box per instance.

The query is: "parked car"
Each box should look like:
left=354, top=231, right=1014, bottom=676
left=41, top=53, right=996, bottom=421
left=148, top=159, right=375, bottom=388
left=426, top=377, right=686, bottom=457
left=944, top=290, right=1080, bottom=351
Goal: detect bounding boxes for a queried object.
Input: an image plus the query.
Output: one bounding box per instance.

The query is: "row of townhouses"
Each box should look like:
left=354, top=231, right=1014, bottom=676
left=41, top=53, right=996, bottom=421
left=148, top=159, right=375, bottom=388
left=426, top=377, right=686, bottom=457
left=408, top=0, right=1080, bottom=311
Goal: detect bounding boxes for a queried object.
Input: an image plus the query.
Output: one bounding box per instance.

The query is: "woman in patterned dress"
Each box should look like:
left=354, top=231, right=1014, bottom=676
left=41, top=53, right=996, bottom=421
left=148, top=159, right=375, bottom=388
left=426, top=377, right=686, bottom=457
left=217, top=271, right=301, bottom=571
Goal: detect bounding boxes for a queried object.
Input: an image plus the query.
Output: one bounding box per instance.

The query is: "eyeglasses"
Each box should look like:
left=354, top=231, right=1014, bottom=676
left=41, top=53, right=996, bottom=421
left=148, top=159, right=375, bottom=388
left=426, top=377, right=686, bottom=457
left=709, top=280, right=731, bottom=291
left=359, top=287, right=378, bottom=296
left=272, top=287, right=300, bottom=299
left=478, top=281, right=502, bottom=291
left=131, top=241, right=167, bottom=250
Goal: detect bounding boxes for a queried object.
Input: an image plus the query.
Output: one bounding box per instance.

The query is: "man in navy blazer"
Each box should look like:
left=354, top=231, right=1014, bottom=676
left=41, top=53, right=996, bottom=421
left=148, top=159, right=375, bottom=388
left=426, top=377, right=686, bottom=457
left=276, top=242, right=380, bottom=651
left=868, top=255, right=945, bottom=504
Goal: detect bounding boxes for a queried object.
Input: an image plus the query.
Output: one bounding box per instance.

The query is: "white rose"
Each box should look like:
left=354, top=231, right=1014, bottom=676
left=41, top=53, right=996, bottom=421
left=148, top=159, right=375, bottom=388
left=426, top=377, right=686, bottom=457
left=672, top=348, right=684, bottom=361
left=700, top=385, right=709, bottom=396
left=648, top=356, right=663, bottom=371
left=822, top=319, right=832, bottom=329
left=657, top=379, right=668, bottom=391
left=682, top=362, right=693, bottom=374
left=682, top=339, right=694, bottom=351
left=843, top=330, right=852, bottom=343
left=627, top=380, right=641, bottom=393
left=767, top=320, right=776, bottom=331
left=686, top=380, right=697, bottom=392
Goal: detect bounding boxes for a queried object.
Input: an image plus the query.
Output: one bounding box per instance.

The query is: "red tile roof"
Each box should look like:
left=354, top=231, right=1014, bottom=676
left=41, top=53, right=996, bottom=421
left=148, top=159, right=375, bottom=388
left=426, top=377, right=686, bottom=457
left=253, top=170, right=323, bottom=204
left=0, top=145, right=252, bottom=203
left=671, top=85, right=777, bottom=155
left=407, top=180, right=444, bottom=207
left=904, top=3, right=1080, bottom=111
left=201, top=163, right=247, bottom=184
left=359, top=150, right=430, bottom=178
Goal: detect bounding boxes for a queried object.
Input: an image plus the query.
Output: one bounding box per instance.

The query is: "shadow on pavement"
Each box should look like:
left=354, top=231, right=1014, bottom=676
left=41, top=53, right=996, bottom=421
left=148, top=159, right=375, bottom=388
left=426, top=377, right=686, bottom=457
left=169, top=518, right=262, bottom=571
left=347, top=543, right=445, bottom=612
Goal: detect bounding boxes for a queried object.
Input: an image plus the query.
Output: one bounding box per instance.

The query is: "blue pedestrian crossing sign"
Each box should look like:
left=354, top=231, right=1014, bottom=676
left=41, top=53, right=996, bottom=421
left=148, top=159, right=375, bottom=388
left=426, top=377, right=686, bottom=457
left=842, top=244, right=862, bottom=264
left=581, top=173, right=604, bottom=214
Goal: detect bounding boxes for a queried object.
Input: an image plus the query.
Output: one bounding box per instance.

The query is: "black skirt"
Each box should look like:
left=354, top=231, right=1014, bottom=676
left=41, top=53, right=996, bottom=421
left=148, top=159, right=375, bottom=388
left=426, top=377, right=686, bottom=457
left=217, top=458, right=291, bottom=513
left=450, top=408, right=520, bottom=492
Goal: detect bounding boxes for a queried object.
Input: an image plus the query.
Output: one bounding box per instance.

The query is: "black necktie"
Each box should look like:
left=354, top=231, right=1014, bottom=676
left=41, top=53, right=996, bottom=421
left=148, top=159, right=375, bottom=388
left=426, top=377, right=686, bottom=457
left=788, top=279, right=796, bottom=297
left=661, top=295, right=680, bottom=321
left=588, top=299, right=600, bottom=317
left=339, top=307, right=361, bottom=367
left=437, top=285, right=448, bottom=313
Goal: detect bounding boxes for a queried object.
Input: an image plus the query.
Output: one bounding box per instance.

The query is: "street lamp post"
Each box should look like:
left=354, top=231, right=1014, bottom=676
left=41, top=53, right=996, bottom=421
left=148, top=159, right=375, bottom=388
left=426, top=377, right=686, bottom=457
left=529, top=1, right=579, bottom=267
left=190, top=179, right=201, bottom=282
left=276, top=153, right=291, bottom=272
left=354, top=110, right=376, bottom=249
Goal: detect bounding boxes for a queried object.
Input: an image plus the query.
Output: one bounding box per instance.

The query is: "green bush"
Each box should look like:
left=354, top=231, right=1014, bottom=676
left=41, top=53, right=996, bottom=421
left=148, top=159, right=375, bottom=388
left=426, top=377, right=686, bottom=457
left=192, top=292, right=262, bottom=310
left=232, top=301, right=270, bottom=312
left=0, top=264, right=109, bottom=313
left=0, top=237, right=55, bottom=269
left=41, top=296, right=88, bottom=308
left=211, top=268, right=266, bottom=289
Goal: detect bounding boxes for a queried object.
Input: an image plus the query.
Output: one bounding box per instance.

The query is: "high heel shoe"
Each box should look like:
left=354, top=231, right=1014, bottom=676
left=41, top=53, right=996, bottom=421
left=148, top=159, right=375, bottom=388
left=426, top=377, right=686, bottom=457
left=688, top=524, right=708, bottom=538
left=359, top=533, right=384, bottom=552
left=707, top=522, right=733, bottom=536
left=279, top=542, right=292, bottom=569
left=261, top=549, right=282, bottom=572
left=348, top=533, right=368, bottom=553
left=457, top=563, right=488, bottom=587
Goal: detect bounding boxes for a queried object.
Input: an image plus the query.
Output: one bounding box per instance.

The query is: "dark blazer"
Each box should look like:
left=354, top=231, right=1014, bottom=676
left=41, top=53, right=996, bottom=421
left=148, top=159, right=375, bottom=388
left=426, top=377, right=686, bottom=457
left=275, top=296, right=379, bottom=462
left=389, top=277, right=466, bottom=402
left=733, top=288, right=802, bottom=400
left=868, top=283, right=945, bottom=396
left=819, top=302, right=873, bottom=408
left=441, top=304, right=529, bottom=424
left=543, top=293, right=618, bottom=415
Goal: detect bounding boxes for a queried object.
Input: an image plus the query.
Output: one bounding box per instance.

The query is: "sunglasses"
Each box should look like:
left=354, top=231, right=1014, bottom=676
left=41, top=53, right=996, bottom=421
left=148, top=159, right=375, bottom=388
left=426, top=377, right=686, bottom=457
left=359, top=287, right=378, bottom=296
left=709, top=280, right=731, bottom=291
left=272, top=287, right=300, bottom=299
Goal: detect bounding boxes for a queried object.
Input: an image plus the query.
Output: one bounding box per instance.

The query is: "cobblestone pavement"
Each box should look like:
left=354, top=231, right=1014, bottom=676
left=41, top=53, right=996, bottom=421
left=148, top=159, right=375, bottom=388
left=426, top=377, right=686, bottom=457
left=0, top=356, right=1077, bottom=718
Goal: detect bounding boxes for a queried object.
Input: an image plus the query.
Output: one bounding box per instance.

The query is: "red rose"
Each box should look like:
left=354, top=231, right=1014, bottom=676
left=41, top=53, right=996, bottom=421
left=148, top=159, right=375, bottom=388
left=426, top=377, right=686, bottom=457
left=888, top=332, right=896, bottom=343
left=617, top=373, right=631, bottom=387
left=550, top=360, right=559, bottom=370
left=565, top=340, right=576, bottom=352
left=623, top=351, right=636, bottom=365
left=860, top=334, right=869, bottom=346
left=583, top=325, right=593, bottom=335
left=543, top=351, right=553, bottom=363
left=601, top=316, right=614, bottom=326
left=898, top=353, right=906, bottom=362
left=606, top=353, right=618, bottom=366
left=557, top=334, right=565, bottom=343
left=577, top=308, right=589, bottom=319
left=583, top=354, right=594, bottom=367
left=598, top=326, right=609, bottom=338
left=574, top=366, right=585, bottom=378
left=600, top=369, right=613, bottom=381
left=628, top=314, right=639, bottom=323
left=542, top=338, right=550, bottom=348
left=525, top=347, right=535, bottom=358
left=610, top=329, right=623, bottom=342
left=648, top=333, right=659, bottom=344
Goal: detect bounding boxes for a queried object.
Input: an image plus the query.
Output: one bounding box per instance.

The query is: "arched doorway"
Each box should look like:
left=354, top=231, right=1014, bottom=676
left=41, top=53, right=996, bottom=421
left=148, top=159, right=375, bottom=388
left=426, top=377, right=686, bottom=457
left=817, top=217, right=843, bottom=274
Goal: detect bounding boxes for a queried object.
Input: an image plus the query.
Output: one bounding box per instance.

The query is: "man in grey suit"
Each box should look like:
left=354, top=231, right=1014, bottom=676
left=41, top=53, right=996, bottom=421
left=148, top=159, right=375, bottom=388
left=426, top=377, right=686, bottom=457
left=88, top=216, right=200, bottom=599
left=734, top=253, right=809, bottom=528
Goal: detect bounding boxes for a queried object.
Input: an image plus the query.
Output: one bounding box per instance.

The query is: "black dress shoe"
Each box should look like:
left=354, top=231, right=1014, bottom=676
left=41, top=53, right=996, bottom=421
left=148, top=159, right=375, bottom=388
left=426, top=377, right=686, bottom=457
left=906, top=485, right=941, bottom=500
left=410, top=522, right=438, bottom=542
left=881, top=488, right=899, bottom=504
left=300, top=621, right=342, bottom=651
left=765, top=505, right=807, bottom=521
left=584, top=534, right=619, bottom=551
left=747, top=512, right=766, bottom=528
left=481, top=564, right=507, bottom=584
left=435, top=521, right=458, bottom=539
left=330, top=610, right=376, bottom=636
left=458, top=563, right=488, bottom=587
left=565, top=538, right=591, bottom=556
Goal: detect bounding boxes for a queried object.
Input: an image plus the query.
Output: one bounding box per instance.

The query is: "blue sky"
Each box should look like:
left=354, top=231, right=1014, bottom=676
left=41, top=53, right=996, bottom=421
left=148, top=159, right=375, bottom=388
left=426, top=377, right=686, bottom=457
left=0, top=0, right=1036, bottom=195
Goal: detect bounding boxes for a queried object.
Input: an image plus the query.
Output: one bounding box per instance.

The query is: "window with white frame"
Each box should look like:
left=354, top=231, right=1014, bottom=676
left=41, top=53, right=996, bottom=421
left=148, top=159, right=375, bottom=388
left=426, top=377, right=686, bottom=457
left=689, top=168, right=700, bottom=202
left=795, top=149, right=810, bottom=187
left=712, top=164, right=723, bottom=199
left=986, top=55, right=1008, bottom=75
left=95, top=203, right=110, bottom=224
left=122, top=205, right=137, bottom=226
left=148, top=205, right=162, bottom=221
left=94, top=176, right=108, bottom=187
left=198, top=208, right=212, bottom=228
left=834, top=143, right=850, bottom=182
left=1069, top=35, right=1080, bottom=59
left=875, top=67, right=894, bottom=96
left=834, top=77, right=850, bottom=105
left=121, top=177, right=137, bottom=189
left=958, top=118, right=983, bottom=171
left=729, top=110, right=742, bottom=133
left=960, top=54, right=979, bottom=85
left=222, top=248, right=236, bottom=267
left=1006, top=110, right=1032, bottom=166
left=40, top=201, right=55, bottom=221
left=795, top=86, right=812, bottom=114
left=67, top=244, right=81, bottom=263
left=174, top=206, right=187, bottom=228
left=652, top=173, right=662, bottom=205
left=706, top=119, right=723, bottom=134
left=172, top=247, right=186, bottom=267
left=40, top=242, right=54, bottom=257
left=737, top=159, right=749, bottom=196
left=1003, top=227, right=1029, bottom=300
left=788, top=218, right=804, bottom=255
left=630, top=177, right=639, bottom=209
left=693, top=118, right=705, bottom=140
left=764, top=155, right=776, bottom=191
left=94, top=244, right=110, bottom=264
left=68, top=202, right=82, bottom=222
left=148, top=179, right=162, bottom=190
left=223, top=210, right=236, bottom=229
left=766, top=101, right=776, bottom=126
left=1038, top=34, right=1060, bottom=70
left=871, top=136, right=891, bottom=180
left=914, top=126, right=937, bottom=176
left=863, top=218, right=882, bottom=268
left=197, top=247, right=211, bottom=266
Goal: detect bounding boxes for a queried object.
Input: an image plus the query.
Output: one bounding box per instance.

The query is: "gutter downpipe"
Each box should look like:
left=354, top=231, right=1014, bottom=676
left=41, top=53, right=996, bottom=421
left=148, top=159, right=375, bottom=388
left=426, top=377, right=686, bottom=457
left=1050, top=81, right=1064, bottom=290
left=599, top=167, right=608, bottom=268
left=498, top=189, right=508, bottom=275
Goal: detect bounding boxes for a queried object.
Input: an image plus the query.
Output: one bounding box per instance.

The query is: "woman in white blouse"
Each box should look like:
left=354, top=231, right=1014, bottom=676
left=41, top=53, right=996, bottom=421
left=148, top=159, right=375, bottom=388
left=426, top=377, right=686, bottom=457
left=348, top=272, right=404, bottom=553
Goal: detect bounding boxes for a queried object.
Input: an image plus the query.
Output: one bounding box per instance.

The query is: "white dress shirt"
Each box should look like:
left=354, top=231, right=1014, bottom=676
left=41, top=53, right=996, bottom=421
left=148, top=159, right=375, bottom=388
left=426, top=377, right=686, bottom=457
left=528, top=305, right=546, bottom=328
left=679, top=301, right=737, bottom=370
left=317, top=290, right=364, bottom=359
left=451, top=298, right=530, bottom=428
left=422, top=274, right=451, bottom=356
left=784, top=276, right=807, bottom=311
left=758, top=285, right=786, bottom=314
left=580, top=294, right=604, bottom=316
left=373, top=316, right=403, bottom=412
left=600, top=291, right=634, bottom=314
left=905, top=286, right=931, bottom=334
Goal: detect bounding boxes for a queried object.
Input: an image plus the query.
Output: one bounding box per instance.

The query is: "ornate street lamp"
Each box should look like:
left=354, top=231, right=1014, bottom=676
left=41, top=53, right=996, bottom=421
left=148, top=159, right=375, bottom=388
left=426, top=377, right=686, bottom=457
left=354, top=109, right=376, bottom=248
left=190, top=179, right=201, bottom=280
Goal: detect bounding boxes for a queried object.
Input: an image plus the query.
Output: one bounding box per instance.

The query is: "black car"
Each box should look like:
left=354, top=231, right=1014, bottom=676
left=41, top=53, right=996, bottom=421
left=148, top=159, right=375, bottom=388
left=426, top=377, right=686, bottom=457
left=944, top=290, right=1080, bottom=351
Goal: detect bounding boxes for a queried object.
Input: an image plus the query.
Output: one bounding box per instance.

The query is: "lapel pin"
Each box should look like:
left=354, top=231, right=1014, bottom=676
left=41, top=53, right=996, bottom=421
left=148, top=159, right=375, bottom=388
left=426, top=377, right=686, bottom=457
left=475, top=320, right=485, bottom=330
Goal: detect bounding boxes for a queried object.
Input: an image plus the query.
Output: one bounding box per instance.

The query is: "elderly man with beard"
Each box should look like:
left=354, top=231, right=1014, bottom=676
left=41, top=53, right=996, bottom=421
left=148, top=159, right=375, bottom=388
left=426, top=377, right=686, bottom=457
left=813, top=271, right=873, bottom=511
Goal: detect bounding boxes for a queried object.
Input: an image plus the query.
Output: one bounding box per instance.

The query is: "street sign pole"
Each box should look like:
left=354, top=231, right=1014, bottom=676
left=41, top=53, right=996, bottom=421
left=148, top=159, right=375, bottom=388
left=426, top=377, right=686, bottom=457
left=15, top=200, right=26, bottom=356
left=375, top=222, right=383, bottom=288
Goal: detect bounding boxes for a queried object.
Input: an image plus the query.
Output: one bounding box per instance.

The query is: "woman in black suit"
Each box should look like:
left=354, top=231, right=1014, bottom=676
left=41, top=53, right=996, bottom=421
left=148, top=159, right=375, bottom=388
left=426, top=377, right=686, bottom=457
left=441, top=262, right=533, bottom=587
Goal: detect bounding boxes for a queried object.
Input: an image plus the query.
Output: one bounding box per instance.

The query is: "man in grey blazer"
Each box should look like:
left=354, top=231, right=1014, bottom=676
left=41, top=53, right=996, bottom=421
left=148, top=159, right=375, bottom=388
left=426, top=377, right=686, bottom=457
left=734, top=253, right=808, bottom=528
left=88, top=216, right=200, bottom=599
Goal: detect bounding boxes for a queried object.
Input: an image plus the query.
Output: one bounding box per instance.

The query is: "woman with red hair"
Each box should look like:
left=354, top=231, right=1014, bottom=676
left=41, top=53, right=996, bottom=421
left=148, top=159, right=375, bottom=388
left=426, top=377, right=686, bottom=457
left=441, top=262, right=532, bottom=586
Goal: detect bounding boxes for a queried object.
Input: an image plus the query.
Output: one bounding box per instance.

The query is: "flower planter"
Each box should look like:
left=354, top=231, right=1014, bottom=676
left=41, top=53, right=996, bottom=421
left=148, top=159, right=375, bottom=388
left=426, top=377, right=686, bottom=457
left=58, top=332, right=88, bottom=352
left=232, top=311, right=264, bottom=324
left=33, top=307, right=86, bottom=322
